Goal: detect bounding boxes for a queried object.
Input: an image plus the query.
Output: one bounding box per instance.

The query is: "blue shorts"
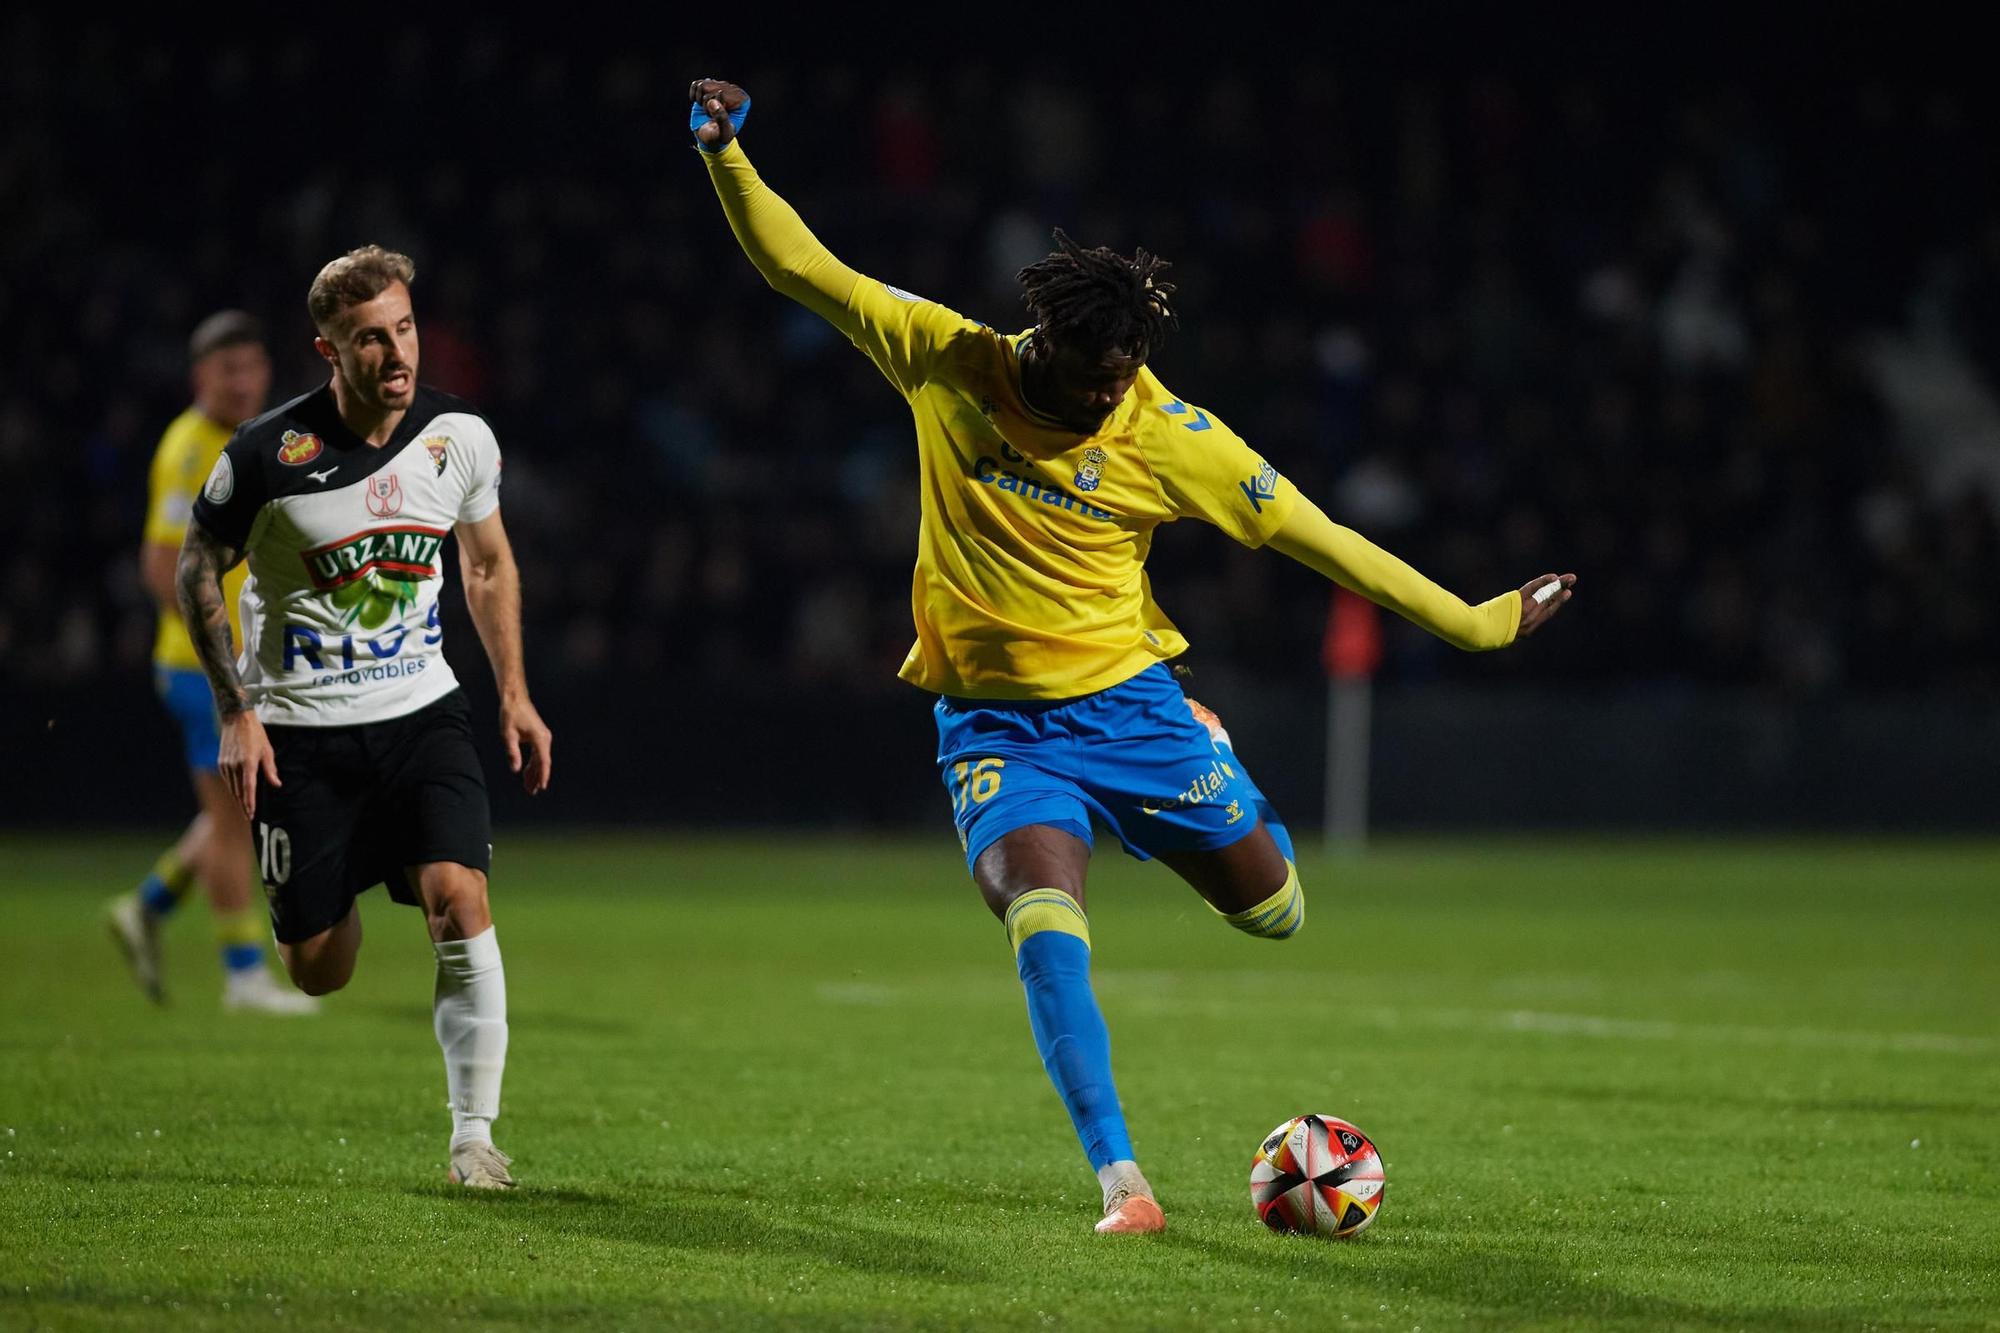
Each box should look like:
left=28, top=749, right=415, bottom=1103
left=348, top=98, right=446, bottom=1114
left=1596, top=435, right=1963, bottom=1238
left=935, top=662, right=1282, bottom=873
left=156, top=667, right=221, bottom=773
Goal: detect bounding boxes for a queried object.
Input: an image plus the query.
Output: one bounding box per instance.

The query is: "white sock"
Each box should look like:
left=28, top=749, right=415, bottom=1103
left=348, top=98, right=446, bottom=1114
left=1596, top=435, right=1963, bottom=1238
left=1096, top=1159, right=1152, bottom=1208
left=433, top=925, right=507, bottom=1149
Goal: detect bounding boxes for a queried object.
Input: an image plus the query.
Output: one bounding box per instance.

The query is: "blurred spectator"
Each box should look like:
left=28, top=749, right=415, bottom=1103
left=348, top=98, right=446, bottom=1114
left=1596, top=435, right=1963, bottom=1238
left=3, top=19, right=1996, bottom=701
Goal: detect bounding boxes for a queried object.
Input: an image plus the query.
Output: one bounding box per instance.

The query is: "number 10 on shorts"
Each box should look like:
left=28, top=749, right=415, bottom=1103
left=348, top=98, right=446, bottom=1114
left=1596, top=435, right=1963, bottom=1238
left=257, top=822, right=291, bottom=886
left=952, top=758, right=1005, bottom=814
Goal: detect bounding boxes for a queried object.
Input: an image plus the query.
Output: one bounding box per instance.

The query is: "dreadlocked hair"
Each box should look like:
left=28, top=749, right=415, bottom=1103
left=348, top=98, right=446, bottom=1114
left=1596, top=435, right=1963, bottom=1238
left=1017, top=228, right=1179, bottom=357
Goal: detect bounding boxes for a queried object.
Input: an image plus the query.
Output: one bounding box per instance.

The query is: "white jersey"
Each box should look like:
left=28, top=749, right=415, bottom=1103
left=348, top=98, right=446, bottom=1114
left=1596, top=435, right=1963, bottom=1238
left=191, top=384, right=501, bottom=727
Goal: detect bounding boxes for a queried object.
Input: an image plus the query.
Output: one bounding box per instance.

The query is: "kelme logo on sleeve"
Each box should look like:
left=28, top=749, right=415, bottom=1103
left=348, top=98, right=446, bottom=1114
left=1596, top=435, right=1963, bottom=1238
left=277, top=430, right=325, bottom=466
left=1240, top=460, right=1280, bottom=513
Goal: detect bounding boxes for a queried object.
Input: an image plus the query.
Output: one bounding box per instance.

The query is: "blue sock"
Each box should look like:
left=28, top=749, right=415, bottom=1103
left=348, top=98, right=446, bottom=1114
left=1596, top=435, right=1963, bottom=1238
left=1006, top=889, right=1133, bottom=1170
left=221, top=943, right=264, bottom=976
left=137, top=848, right=194, bottom=919
left=215, top=908, right=266, bottom=977
left=138, top=874, right=179, bottom=918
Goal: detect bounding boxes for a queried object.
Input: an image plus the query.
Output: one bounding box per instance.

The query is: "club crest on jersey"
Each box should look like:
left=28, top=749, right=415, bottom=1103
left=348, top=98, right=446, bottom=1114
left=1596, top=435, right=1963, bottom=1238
left=365, top=474, right=403, bottom=517
left=421, top=434, right=449, bottom=476
left=277, top=430, right=324, bottom=466
left=1073, top=446, right=1108, bottom=493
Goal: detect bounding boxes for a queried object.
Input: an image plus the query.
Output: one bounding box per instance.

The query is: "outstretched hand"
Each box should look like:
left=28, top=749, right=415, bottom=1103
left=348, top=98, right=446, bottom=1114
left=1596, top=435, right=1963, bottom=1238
left=689, top=78, right=750, bottom=151
left=1516, top=573, right=1578, bottom=638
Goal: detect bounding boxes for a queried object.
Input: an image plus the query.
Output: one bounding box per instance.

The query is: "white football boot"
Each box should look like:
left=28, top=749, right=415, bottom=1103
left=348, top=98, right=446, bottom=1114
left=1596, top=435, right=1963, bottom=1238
left=222, top=967, right=321, bottom=1015
left=104, top=893, right=165, bottom=1004
left=448, top=1141, right=516, bottom=1190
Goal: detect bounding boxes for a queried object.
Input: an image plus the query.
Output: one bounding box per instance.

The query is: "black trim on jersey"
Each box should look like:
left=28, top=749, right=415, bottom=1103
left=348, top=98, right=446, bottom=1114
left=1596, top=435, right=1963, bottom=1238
left=191, top=384, right=484, bottom=550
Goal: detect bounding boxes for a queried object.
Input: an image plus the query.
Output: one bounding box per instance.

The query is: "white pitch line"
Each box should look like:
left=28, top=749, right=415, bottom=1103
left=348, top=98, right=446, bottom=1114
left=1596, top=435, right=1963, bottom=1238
left=1089, top=976, right=1997, bottom=1057
left=1485, top=1008, right=1996, bottom=1057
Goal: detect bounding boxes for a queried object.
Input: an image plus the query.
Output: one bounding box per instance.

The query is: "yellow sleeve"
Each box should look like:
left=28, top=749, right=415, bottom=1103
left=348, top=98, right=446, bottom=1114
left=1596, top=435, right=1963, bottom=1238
left=142, top=425, right=196, bottom=548
left=1268, top=494, right=1520, bottom=650
left=1139, top=399, right=1297, bottom=546
left=702, top=139, right=977, bottom=396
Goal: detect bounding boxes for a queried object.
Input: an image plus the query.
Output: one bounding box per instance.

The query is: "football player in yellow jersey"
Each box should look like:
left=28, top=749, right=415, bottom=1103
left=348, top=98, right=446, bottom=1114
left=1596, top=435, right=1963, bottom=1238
left=105, top=311, right=317, bottom=1014
left=694, top=79, right=1575, bottom=1234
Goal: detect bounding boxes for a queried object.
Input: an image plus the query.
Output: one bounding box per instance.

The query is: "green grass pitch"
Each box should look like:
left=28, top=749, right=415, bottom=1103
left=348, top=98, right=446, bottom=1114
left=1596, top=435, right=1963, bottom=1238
left=1, top=833, right=1995, bottom=1331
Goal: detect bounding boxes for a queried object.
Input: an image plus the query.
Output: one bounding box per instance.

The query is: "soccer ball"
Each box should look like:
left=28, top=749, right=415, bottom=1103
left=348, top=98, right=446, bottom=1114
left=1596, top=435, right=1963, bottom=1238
left=1249, top=1114, right=1386, bottom=1238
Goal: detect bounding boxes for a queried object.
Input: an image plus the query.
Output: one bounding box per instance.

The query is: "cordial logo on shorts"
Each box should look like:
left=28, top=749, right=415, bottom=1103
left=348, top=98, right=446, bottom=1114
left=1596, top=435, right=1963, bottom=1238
left=278, top=430, right=325, bottom=466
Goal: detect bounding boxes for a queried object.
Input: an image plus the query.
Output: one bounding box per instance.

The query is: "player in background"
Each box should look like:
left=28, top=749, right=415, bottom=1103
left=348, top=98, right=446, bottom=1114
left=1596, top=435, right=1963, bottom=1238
left=177, top=246, right=552, bottom=1188
left=106, top=311, right=318, bottom=1014
left=692, top=80, right=1576, bottom=1234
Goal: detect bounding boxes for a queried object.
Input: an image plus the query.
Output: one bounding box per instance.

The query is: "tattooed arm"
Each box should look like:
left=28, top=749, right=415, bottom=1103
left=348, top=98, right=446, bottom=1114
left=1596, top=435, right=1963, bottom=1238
left=176, top=522, right=278, bottom=817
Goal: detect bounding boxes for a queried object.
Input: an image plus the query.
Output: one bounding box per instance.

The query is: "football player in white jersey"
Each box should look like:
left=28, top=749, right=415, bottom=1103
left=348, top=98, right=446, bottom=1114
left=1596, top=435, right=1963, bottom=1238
left=176, top=245, right=552, bottom=1189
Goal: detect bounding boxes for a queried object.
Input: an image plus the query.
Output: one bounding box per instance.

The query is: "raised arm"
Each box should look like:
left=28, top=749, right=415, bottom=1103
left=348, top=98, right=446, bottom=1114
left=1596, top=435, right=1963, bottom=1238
left=692, top=78, right=864, bottom=327
left=176, top=521, right=277, bottom=816
left=692, top=78, right=978, bottom=398
left=1268, top=494, right=1576, bottom=649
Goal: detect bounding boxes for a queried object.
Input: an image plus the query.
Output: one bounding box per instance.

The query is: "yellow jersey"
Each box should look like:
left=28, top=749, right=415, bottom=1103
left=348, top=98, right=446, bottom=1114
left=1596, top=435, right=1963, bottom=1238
left=705, top=140, right=1301, bottom=699
left=144, top=407, right=246, bottom=670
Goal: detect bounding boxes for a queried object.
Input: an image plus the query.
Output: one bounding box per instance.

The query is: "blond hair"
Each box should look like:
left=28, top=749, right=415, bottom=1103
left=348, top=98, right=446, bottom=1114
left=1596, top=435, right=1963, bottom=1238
left=308, top=245, right=416, bottom=332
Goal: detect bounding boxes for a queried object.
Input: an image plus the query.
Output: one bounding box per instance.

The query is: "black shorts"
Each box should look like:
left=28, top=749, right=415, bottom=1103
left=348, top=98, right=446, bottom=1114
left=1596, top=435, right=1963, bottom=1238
left=255, top=690, right=492, bottom=944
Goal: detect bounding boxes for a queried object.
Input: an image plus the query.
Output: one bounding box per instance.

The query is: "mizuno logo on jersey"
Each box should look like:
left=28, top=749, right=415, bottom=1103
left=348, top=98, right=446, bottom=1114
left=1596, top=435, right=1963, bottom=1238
left=301, top=525, right=448, bottom=590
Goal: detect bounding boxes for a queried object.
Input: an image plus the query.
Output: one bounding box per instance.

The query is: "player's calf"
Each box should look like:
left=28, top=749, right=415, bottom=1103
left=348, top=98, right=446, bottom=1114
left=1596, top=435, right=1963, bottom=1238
left=277, top=907, right=363, bottom=995
left=414, top=861, right=510, bottom=1170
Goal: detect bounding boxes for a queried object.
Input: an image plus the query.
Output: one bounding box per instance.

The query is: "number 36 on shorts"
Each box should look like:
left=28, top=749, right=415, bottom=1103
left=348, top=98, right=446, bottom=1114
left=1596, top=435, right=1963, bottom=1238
left=950, top=757, right=1005, bottom=814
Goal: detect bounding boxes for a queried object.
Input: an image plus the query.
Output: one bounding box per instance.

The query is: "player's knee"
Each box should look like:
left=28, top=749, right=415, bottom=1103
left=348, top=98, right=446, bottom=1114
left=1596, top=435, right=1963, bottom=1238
left=418, top=864, right=492, bottom=942
left=1221, top=860, right=1304, bottom=941
left=292, top=970, right=348, bottom=998
left=280, top=944, right=355, bottom=996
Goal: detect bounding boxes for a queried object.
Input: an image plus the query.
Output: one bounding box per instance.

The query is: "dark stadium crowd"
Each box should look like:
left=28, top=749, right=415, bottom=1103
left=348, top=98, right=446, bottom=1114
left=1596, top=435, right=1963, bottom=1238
left=6, top=21, right=1998, bottom=700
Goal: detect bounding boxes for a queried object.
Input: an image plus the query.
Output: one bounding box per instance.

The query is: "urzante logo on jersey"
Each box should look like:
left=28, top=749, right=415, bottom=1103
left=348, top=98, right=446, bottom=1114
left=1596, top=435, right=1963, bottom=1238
left=1073, top=446, right=1108, bottom=493
left=300, top=525, right=446, bottom=631
left=277, top=430, right=324, bottom=466
left=1240, top=460, right=1280, bottom=513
